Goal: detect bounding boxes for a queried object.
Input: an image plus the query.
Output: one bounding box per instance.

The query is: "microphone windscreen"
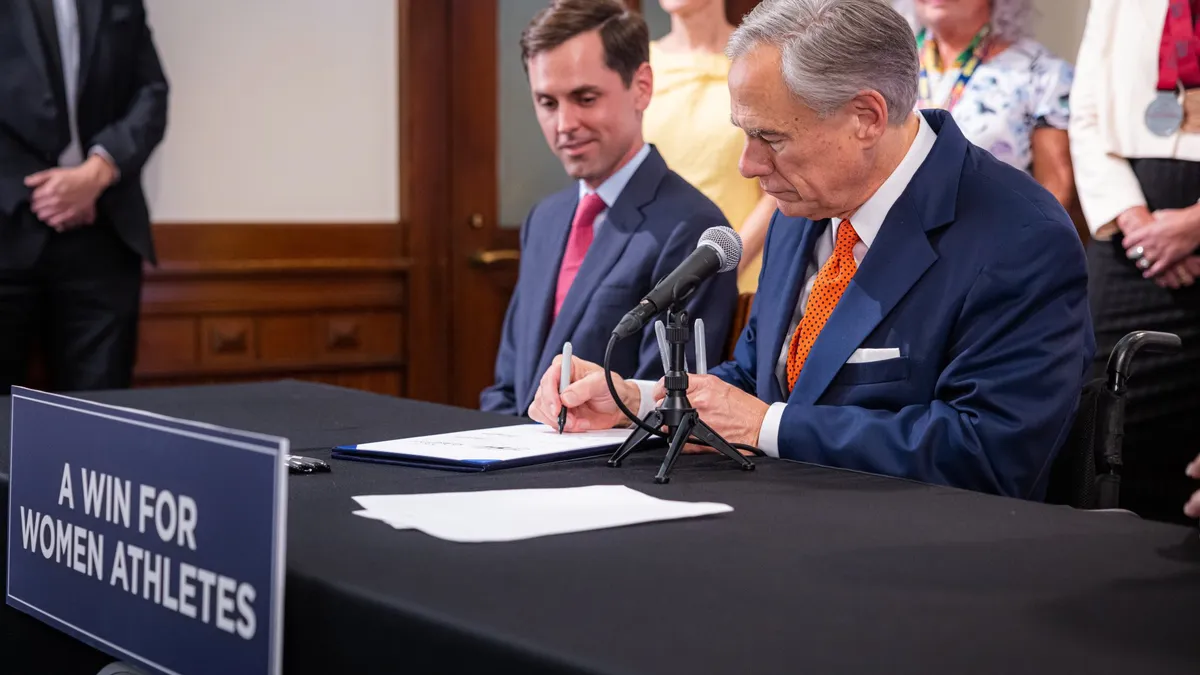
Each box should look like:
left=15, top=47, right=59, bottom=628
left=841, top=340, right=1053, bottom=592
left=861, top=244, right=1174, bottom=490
left=698, top=227, right=743, bottom=273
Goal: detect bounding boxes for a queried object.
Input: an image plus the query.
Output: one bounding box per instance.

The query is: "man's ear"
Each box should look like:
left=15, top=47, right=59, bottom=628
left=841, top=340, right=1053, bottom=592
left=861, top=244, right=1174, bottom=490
left=847, top=90, right=890, bottom=147
left=632, top=61, right=653, bottom=112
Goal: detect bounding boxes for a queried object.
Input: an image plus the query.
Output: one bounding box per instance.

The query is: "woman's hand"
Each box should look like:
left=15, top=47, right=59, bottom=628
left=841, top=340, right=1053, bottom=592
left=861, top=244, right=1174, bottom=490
left=1123, top=207, right=1200, bottom=278
left=1185, top=452, right=1200, bottom=519
left=1151, top=256, right=1200, bottom=289
left=1115, top=205, right=1154, bottom=236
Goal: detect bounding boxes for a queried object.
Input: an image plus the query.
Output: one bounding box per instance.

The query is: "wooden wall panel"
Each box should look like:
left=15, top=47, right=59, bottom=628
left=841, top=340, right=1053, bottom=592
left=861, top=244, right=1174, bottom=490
left=136, top=223, right=409, bottom=397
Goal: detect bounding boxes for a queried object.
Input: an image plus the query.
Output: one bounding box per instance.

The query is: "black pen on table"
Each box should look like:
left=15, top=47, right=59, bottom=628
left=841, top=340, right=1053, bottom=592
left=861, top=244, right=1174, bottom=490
left=557, top=341, right=572, bottom=434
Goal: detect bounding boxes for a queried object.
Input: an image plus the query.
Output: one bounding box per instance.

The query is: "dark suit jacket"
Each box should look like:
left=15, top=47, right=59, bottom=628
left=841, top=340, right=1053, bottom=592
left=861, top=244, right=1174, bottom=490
left=712, top=111, right=1095, bottom=500
left=481, top=147, right=739, bottom=416
left=0, top=0, right=168, bottom=267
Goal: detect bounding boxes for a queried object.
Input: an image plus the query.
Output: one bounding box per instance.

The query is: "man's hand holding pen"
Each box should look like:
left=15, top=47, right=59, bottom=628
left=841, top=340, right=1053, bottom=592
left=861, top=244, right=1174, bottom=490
left=529, top=354, right=640, bottom=433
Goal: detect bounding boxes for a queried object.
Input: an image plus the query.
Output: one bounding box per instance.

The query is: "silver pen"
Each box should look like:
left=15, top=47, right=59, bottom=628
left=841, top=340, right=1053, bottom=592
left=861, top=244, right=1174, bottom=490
left=654, top=320, right=671, bottom=374
left=557, top=342, right=572, bottom=434
left=694, top=318, right=707, bottom=376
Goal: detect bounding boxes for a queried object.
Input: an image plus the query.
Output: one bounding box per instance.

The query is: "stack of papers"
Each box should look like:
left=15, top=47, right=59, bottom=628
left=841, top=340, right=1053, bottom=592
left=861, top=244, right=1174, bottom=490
left=352, top=485, right=733, bottom=543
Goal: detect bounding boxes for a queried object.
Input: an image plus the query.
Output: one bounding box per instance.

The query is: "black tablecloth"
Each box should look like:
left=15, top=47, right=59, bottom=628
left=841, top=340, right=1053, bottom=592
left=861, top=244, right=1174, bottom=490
left=2, top=380, right=1198, bottom=675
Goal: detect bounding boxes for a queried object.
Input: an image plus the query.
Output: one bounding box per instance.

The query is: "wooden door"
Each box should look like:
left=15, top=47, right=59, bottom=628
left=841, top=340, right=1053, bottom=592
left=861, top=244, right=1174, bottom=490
left=444, top=1, right=520, bottom=409
left=399, top=0, right=761, bottom=409
left=401, top=0, right=571, bottom=409
left=725, top=0, right=763, bottom=23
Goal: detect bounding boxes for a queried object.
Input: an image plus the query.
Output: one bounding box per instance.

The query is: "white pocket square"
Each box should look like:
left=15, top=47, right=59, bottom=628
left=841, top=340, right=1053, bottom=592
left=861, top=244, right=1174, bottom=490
left=846, top=348, right=901, bottom=364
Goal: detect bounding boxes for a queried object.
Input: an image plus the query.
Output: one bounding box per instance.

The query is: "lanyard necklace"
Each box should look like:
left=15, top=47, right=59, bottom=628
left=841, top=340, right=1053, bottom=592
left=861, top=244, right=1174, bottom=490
left=916, top=24, right=994, bottom=111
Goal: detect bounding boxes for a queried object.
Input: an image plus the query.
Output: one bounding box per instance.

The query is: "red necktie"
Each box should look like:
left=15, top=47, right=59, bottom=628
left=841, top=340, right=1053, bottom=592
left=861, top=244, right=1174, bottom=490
left=554, top=193, right=606, bottom=318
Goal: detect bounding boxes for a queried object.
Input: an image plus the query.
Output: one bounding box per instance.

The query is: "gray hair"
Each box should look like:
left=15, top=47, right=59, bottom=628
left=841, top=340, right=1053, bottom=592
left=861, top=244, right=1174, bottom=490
left=727, top=0, right=919, bottom=124
left=890, top=0, right=1034, bottom=42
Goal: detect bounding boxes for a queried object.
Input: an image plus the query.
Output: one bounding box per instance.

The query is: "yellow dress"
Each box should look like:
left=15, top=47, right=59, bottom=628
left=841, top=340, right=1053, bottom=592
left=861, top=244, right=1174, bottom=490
left=643, top=41, right=764, bottom=292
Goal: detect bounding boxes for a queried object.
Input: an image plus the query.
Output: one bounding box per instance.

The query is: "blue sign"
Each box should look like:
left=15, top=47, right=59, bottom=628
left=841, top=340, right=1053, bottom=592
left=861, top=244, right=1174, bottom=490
left=5, top=387, right=288, bottom=675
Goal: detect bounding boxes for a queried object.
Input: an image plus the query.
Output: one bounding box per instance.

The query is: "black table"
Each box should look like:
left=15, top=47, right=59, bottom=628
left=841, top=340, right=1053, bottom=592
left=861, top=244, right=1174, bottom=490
left=2, top=380, right=1198, bottom=675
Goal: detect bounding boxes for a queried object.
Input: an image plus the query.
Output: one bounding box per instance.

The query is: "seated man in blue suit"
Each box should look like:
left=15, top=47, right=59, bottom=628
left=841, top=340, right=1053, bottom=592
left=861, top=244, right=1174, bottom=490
left=481, top=0, right=738, bottom=416
left=529, top=0, right=1094, bottom=500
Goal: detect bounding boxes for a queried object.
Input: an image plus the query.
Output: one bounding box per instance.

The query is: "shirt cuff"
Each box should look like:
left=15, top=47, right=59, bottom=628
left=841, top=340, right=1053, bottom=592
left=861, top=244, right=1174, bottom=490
left=88, top=145, right=120, bottom=182
left=757, top=403, right=786, bottom=458
left=631, top=379, right=658, bottom=420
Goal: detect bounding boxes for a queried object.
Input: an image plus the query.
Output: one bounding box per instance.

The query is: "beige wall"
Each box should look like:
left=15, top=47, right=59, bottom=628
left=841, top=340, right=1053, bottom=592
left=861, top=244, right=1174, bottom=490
left=1032, top=0, right=1091, bottom=63
left=141, top=0, right=399, bottom=223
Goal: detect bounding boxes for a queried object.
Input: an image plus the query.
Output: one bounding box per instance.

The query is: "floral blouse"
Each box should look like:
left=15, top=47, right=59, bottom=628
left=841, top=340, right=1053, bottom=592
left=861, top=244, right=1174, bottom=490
left=923, top=38, right=1073, bottom=174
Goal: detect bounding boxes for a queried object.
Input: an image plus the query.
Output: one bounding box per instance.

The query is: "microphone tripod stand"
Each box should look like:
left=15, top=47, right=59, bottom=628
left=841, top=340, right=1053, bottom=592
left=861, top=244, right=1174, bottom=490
left=607, top=305, right=754, bottom=483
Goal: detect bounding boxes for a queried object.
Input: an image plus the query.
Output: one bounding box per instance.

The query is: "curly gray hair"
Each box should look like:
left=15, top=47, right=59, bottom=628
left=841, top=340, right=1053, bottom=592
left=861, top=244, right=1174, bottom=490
left=890, top=0, right=1034, bottom=42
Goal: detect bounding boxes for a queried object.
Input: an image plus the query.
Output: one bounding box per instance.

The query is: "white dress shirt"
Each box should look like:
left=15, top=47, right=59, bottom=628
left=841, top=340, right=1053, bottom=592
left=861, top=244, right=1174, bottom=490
left=50, top=0, right=117, bottom=174
left=577, top=143, right=651, bottom=230
left=51, top=0, right=83, bottom=166
left=633, top=113, right=937, bottom=456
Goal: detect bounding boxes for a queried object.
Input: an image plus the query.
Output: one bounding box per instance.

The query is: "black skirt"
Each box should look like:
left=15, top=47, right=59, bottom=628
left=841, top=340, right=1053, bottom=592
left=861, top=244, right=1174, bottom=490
left=1087, top=158, right=1200, bottom=524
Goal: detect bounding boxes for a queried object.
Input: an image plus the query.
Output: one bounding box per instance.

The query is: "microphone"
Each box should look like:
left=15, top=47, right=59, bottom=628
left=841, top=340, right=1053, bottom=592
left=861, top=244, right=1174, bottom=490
left=612, top=226, right=741, bottom=339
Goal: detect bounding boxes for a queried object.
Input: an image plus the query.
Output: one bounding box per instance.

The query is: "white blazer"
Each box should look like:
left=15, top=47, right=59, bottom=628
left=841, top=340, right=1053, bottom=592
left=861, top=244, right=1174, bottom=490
left=1069, top=0, right=1200, bottom=237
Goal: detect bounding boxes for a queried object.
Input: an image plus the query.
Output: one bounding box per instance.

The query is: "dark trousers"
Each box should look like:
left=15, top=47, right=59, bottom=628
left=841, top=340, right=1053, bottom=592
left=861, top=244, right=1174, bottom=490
left=0, top=213, right=142, bottom=392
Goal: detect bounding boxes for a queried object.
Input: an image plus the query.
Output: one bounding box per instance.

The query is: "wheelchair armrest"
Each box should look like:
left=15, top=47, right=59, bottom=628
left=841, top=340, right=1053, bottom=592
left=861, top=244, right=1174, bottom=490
left=1107, top=330, right=1181, bottom=392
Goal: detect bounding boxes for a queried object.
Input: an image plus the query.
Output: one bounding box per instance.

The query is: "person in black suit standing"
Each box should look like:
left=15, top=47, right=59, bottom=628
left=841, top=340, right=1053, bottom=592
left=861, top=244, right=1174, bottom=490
left=0, top=0, right=168, bottom=391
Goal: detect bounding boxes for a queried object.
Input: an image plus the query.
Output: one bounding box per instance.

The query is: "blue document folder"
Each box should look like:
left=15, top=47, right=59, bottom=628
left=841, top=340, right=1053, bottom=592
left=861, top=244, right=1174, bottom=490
left=332, top=425, right=633, bottom=472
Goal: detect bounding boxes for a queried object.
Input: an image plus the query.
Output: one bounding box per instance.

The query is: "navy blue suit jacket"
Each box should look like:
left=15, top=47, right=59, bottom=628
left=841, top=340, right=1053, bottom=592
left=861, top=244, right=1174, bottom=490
left=711, top=111, right=1094, bottom=500
left=481, top=147, right=739, bottom=416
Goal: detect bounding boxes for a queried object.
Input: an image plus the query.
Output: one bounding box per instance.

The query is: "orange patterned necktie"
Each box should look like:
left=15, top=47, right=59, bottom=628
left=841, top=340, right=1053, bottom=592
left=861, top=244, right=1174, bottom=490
left=785, top=221, right=861, bottom=392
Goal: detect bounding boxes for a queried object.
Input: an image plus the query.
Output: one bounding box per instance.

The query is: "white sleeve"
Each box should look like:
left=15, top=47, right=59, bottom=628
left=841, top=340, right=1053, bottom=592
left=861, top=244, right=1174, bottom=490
left=1068, top=0, right=1147, bottom=236
left=756, top=403, right=786, bottom=458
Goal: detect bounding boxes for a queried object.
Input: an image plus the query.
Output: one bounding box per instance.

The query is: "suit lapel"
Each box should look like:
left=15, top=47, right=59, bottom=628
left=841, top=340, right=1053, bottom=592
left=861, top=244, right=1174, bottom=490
left=788, top=109, right=965, bottom=404
left=762, top=218, right=826, bottom=403
left=535, top=207, right=638, bottom=372
left=533, top=149, right=668, bottom=379
left=520, top=193, right=577, bottom=403
left=790, top=197, right=937, bottom=404
left=76, top=0, right=103, bottom=96
left=18, top=0, right=55, bottom=94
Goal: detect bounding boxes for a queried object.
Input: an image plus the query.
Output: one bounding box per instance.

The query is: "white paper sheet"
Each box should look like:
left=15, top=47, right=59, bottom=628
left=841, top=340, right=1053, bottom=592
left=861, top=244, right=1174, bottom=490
left=343, top=425, right=632, bottom=463
left=351, top=485, right=732, bottom=543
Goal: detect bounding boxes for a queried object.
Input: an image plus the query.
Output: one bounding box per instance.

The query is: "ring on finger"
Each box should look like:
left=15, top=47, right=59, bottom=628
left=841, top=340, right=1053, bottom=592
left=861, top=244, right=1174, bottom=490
left=1127, top=245, right=1145, bottom=260
left=1137, top=257, right=1152, bottom=270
